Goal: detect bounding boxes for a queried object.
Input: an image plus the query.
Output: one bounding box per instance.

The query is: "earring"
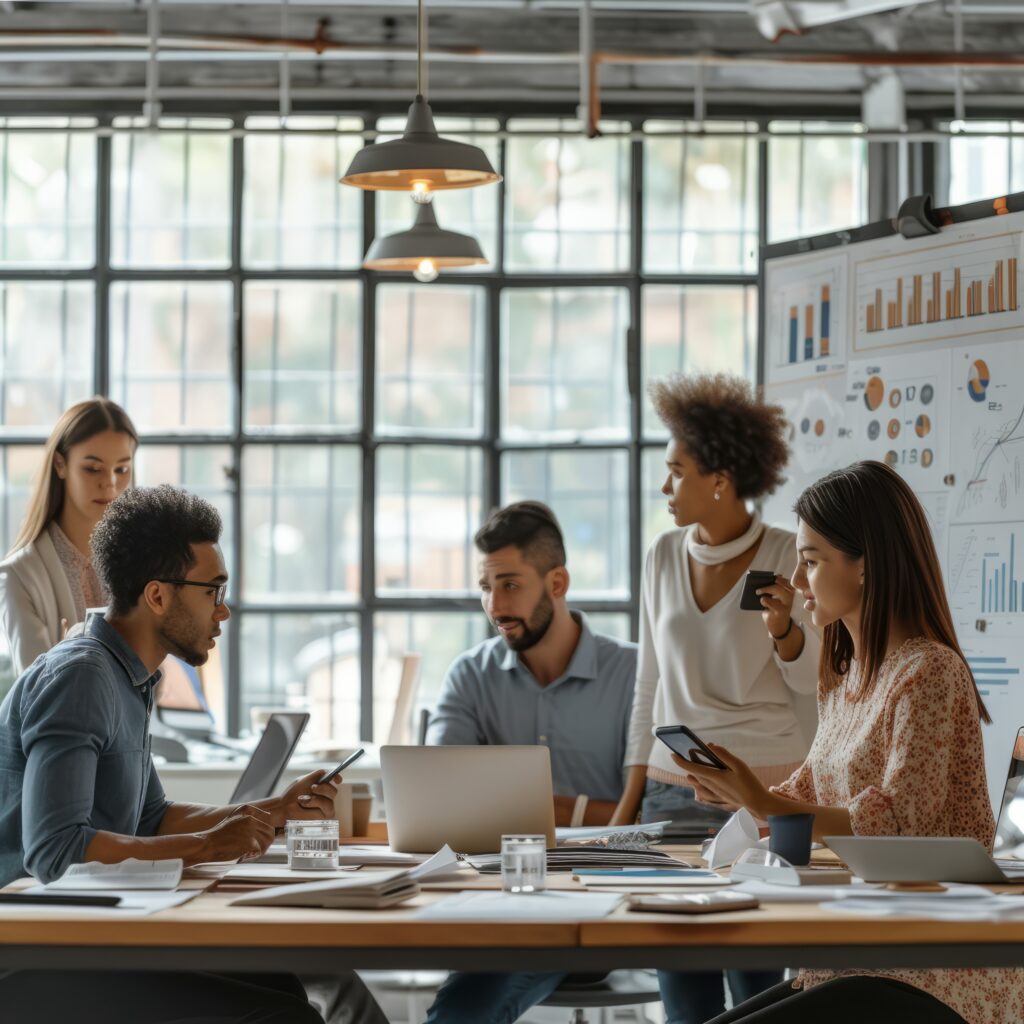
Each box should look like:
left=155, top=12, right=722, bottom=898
left=714, top=492, right=721, bottom=501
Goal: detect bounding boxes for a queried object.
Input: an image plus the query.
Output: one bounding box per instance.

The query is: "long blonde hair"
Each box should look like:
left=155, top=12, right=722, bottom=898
left=10, top=398, right=139, bottom=555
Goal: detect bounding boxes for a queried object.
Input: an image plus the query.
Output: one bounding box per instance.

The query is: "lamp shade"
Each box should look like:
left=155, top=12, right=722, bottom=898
left=363, top=202, right=488, bottom=273
left=341, top=95, right=501, bottom=192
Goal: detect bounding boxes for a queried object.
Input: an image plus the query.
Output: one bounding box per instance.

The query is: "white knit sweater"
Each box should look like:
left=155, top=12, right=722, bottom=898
left=625, top=524, right=820, bottom=776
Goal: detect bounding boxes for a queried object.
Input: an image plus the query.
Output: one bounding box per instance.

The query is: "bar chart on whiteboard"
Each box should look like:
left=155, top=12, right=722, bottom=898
left=764, top=250, right=847, bottom=385
left=853, top=227, right=1024, bottom=352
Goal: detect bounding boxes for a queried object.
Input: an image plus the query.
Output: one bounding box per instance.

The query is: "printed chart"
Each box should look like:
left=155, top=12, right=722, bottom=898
left=948, top=522, right=1024, bottom=639
left=845, top=350, right=951, bottom=490
left=950, top=340, right=1024, bottom=525
left=853, top=225, right=1024, bottom=352
left=961, top=636, right=1023, bottom=814
left=765, top=251, right=847, bottom=385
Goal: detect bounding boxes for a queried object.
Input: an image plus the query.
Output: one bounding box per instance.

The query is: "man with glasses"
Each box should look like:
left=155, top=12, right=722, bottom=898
left=0, top=484, right=386, bottom=1024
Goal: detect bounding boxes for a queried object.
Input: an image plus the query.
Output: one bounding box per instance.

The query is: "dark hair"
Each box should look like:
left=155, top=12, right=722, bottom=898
left=474, top=501, right=566, bottom=575
left=794, top=461, right=989, bottom=723
left=92, top=485, right=222, bottom=616
left=647, top=373, right=789, bottom=500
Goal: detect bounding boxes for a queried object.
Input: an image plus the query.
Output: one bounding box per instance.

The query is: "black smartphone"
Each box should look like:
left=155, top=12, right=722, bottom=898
left=655, top=725, right=728, bottom=771
left=739, top=570, right=778, bottom=611
left=321, top=747, right=366, bottom=785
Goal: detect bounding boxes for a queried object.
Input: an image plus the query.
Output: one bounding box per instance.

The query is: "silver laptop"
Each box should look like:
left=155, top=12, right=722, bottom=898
left=992, top=725, right=1024, bottom=879
left=381, top=745, right=557, bottom=854
left=826, top=726, right=1024, bottom=883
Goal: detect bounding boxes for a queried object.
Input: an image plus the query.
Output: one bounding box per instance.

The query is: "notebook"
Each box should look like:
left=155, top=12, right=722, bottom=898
left=45, top=859, right=184, bottom=891
left=231, top=870, right=420, bottom=910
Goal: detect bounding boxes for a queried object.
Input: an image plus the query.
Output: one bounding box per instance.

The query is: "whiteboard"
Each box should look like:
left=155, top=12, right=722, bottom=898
left=761, top=206, right=1024, bottom=815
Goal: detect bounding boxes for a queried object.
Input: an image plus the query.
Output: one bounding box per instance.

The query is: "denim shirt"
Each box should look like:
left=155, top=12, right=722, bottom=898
left=0, top=612, right=170, bottom=886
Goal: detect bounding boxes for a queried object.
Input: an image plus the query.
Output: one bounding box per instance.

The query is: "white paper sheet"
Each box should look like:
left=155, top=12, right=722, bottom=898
left=701, top=809, right=761, bottom=869
left=44, top=859, right=184, bottom=891
left=417, top=890, right=624, bottom=922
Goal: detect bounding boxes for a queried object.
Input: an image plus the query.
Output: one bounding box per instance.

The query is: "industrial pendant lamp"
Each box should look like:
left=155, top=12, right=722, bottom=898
left=339, top=0, right=501, bottom=201
left=362, top=201, right=487, bottom=282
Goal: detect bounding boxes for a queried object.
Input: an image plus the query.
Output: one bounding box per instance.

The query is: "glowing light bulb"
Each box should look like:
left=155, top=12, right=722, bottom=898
left=413, top=258, right=439, bottom=283
left=410, top=180, right=434, bottom=205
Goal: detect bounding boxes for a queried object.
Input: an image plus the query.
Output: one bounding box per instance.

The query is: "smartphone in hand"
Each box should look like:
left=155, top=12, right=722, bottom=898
left=655, top=725, right=728, bottom=771
left=739, top=570, right=778, bottom=611
left=321, top=748, right=366, bottom=785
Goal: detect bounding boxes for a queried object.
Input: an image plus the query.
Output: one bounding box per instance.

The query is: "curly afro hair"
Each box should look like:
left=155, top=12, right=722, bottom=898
left=91, top=484, right=222, bottom=616
left=648, top=373, right=790, bottom=500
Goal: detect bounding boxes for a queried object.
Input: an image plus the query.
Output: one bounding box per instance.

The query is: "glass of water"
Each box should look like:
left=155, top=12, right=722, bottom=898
left=286, top=819, right=339, bottom=870
left=501, top=834, right=547, bottom=894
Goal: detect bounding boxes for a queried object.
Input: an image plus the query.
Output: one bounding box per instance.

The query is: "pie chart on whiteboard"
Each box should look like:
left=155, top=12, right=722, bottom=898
left=968, top=359, right=991, bottom=403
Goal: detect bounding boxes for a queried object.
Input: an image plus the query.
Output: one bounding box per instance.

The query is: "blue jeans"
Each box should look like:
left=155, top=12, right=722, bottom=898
left=641, top=779, right=783, bottom=1023
left=424, top=970, right=566, bottom=1024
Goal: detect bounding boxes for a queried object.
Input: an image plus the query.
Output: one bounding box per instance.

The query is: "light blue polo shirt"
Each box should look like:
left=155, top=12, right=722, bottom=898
left=426, top=612, right=637, bottom=802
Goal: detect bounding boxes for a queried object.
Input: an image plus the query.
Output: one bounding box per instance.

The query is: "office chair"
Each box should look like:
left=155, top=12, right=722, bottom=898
left=539, top=970, right=661, bottom=1023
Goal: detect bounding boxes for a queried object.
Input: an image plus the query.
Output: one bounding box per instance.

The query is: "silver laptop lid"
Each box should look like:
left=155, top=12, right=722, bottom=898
left=381, top=745, right=557, bottom=854
left=994, top=726, right=1024, bottom=859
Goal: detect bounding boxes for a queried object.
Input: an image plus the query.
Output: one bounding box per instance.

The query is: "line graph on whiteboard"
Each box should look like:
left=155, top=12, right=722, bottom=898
left=951, top=343, right=1024, bottom=523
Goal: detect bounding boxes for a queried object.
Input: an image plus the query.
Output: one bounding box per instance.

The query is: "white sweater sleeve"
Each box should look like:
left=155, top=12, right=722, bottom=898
left=625, top=543, right=660, bottom=767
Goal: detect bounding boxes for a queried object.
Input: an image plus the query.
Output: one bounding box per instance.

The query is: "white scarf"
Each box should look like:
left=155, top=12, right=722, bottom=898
left=685, top=512, right=765, bottom=566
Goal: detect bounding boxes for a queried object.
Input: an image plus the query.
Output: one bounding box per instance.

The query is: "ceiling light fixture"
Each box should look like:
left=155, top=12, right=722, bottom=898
left=339, top=0, right=501, bottom=201
left=362, top=202, right=487, bottom=282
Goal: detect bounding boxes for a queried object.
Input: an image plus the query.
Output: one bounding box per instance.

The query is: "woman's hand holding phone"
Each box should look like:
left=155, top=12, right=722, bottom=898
left=674, top=743, right=774, bottom=818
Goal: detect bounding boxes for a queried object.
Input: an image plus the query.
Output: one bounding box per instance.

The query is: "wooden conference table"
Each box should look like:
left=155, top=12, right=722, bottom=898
left=4, top=845, right=1024, bottom=975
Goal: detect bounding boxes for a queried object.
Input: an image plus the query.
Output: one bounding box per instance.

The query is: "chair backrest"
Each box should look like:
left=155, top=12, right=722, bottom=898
left=386, top=652, right=423, bottom=745
left=417, top=707, right=431, bottom=745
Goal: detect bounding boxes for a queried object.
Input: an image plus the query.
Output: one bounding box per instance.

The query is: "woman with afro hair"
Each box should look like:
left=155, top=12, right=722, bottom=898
left=609, top=372, right=820, bottom=1024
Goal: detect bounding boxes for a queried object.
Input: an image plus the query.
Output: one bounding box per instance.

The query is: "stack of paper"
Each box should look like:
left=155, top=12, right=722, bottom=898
left=467, top=847, right=685, bottom=873
left=556, top=821, right=671, bottom=850
left=46, top=859, right=184, bottom=891
left=231, top=870, right=420, bottom=910
left=828, top=884, right=1024, bottom=921
left=228, top=846, right=462, bottom=909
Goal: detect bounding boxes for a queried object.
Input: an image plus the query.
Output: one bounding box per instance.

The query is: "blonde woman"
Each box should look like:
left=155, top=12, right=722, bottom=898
left=0, top=398, right=137, bottom=674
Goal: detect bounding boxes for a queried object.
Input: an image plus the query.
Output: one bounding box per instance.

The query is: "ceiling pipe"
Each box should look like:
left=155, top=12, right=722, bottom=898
left=0, top=30, right=1023, bottom=70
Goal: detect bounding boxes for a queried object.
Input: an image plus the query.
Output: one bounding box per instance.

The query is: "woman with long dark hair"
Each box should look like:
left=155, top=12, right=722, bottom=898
left=678, top=461, right=1019, bottom=1024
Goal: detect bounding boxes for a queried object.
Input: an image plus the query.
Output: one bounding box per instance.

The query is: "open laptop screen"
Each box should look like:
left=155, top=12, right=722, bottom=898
left=994, top=727, right=1024, bottom=858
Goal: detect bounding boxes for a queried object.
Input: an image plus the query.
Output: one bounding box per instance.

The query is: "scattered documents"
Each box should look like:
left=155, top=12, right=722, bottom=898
left=829, top=884, right=1024, bottom=921
left=702, top=809, right=761, bottom=870
left=221, top=864, right=359, bottom=883
left=573, top=868, right=732, bottom=889
left=338, top=846, right=431, bottom=868
left=45, top=859, right=183, bottom=891
left=417, top=889, right=624, bottom=922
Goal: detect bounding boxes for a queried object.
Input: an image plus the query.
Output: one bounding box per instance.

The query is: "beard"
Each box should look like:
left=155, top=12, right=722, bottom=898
left=494, top=592, right=555, bottom=652
left=158, top=595, right=211, bottom=667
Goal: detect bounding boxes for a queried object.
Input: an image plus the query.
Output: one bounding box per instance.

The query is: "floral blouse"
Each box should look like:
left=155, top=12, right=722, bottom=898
left=772, top=637, right=1024, bottom=1024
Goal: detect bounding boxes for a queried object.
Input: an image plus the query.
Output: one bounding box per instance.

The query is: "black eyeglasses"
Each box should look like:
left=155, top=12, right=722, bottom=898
left=157, top=579, right=227, bottom=607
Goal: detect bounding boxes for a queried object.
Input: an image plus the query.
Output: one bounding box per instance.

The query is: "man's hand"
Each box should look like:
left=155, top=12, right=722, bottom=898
left=266, top=769, right=339, bottom=830
left=192, top=805, right=276, bottom=864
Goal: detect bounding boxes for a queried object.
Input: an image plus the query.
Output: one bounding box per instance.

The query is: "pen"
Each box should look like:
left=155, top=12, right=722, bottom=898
left=0, top=892, right=122, bottom=907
